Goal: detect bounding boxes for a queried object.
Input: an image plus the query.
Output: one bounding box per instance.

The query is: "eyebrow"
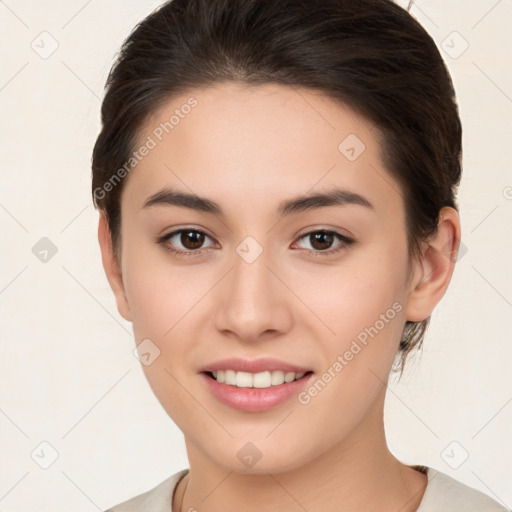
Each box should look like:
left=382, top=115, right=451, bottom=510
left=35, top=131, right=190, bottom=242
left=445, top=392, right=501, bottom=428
left=141, top=186, right=374, bottom=217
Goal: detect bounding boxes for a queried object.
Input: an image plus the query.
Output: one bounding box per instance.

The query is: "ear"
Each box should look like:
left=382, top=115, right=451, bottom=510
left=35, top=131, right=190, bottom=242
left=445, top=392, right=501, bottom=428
left=97, top=211, right=132, bottom=322
left=404, top=206, right=461, bottom=322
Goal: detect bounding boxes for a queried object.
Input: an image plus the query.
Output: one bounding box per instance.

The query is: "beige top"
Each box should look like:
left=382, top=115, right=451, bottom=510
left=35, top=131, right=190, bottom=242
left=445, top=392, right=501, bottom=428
left=104, top=467, right=509, bottom=511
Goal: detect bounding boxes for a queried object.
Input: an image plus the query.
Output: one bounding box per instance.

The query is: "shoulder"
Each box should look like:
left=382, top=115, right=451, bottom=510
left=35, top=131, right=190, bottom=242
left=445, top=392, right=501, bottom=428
left=103, top=469, right=189, bottom=512
left=417, top=467, right=509, bottom=512
left=102, top=466, right=509, bottom=512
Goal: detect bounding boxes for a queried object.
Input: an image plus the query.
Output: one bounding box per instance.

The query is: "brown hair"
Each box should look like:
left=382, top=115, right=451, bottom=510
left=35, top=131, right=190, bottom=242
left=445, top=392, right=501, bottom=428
left=91, top=0, right=462, bottom=375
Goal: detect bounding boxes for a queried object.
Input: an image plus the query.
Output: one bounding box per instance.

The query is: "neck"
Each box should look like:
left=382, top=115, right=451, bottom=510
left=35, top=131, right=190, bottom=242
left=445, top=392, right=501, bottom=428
left=175, top=388, right=427, bottom=512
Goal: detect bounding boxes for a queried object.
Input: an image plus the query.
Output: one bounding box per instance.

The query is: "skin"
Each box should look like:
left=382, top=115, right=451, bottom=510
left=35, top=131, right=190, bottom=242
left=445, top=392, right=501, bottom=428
left=98, top=82, right=461, bottom=512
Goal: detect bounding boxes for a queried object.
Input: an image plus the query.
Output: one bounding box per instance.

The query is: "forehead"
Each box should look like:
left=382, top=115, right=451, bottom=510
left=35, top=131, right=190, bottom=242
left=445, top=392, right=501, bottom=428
left=125, top=82, right=403, bottom=218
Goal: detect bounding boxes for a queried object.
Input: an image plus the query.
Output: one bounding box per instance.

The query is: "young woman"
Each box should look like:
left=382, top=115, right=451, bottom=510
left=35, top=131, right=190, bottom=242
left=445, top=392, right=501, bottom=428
left=92, top=0, right=508, bottom=510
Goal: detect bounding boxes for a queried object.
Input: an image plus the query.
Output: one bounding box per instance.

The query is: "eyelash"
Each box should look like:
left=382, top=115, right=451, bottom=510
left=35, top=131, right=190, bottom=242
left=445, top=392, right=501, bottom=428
left=157, top=228, right=355, bottom=258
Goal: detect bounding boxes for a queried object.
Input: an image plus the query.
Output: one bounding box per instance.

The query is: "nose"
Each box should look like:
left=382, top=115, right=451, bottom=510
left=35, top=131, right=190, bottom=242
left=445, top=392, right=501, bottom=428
left=214, top=242, right=293, bottom=343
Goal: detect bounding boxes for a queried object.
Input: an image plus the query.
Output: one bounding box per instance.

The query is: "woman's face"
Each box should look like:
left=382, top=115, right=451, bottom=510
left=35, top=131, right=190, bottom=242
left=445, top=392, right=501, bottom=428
left=110, top=82, right=424, bottom=473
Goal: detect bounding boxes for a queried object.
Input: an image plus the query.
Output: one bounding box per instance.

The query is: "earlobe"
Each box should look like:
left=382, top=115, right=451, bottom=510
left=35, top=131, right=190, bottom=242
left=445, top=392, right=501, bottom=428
left=404, top=207, right=461, bottom=322
left=97, top=212, right=132, bottom=322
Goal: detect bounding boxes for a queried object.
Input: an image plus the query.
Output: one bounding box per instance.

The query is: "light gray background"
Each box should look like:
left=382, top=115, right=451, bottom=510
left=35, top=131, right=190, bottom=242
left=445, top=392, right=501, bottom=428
left=1, top=0, right=511, bottom=510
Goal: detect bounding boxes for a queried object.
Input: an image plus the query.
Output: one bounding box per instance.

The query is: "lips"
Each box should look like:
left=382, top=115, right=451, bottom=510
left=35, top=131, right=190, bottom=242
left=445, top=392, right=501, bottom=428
left=198, top=357, right=315, bottom=412
left=199, top=357, right=312, bottom=374
left=200, top=370, right=314, bottom=412
left=208, top=369, right=311, bottom=388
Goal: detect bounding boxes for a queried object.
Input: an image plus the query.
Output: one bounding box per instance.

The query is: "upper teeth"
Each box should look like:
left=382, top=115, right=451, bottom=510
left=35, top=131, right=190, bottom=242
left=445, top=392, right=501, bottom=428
left=212, top=370, right=306, bottom=388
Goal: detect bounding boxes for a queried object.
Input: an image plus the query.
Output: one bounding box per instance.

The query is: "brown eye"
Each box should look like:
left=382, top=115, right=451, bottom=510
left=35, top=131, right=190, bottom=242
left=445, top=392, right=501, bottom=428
left=159, top=228, right=216, bottom=255
left=309, top=231, right=335, bottom=251
left=179, top=230, right=205, bottom=250
left=294, top=229, right=354, bottom=256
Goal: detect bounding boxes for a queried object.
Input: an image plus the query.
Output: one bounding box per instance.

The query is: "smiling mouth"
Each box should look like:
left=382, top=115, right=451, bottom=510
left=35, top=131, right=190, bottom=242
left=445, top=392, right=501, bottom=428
left=204, top=369, right=314, bottom=389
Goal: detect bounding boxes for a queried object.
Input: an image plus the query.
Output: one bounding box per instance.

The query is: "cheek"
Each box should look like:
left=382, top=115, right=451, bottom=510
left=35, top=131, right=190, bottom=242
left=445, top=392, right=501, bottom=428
left=121, top=239, right=204, bottom=336
left=297, top=248, right=407, bottom=344
left=121, top=250, right=207, bottom=431
left=300, top=248, right=408, bottom=413
left=296, top=266, right=406, bottom=438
